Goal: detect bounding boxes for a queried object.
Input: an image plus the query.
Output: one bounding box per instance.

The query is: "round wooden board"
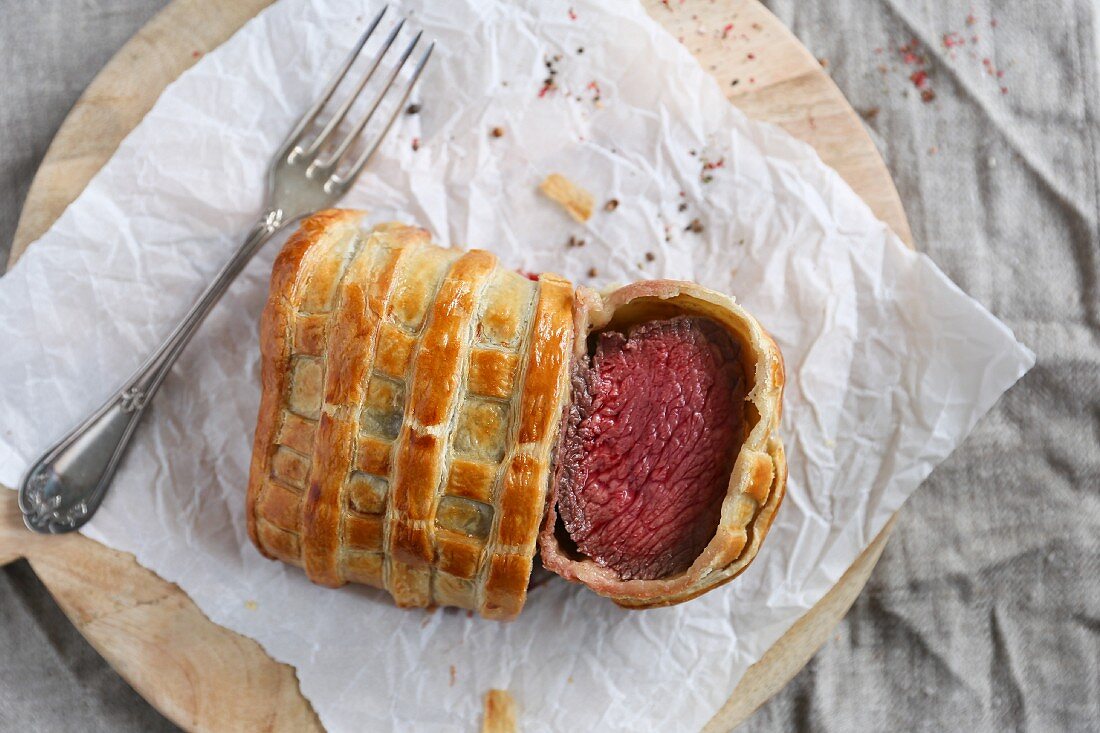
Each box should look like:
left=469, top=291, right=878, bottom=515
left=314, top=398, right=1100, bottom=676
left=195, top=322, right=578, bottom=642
left=2, top=1, right=911, bottom=730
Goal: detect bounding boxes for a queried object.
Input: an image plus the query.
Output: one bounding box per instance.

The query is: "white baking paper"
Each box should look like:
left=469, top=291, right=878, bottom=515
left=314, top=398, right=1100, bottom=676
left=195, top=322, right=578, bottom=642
left=0, top=0, right=1034, bottom=730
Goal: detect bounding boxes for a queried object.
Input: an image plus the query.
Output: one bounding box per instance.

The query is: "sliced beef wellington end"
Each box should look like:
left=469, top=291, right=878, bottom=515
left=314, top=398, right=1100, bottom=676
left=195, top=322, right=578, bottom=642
left=539, top=281, right=787, bottom=609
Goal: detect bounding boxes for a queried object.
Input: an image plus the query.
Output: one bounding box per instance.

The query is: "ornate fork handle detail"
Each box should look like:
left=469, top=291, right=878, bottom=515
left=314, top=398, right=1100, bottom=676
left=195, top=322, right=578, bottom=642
left=19, top=211, right=285, bottom=533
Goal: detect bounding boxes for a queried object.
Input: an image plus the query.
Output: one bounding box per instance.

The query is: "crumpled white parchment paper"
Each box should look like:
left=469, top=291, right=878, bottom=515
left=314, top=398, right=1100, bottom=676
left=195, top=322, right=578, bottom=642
left=0, top=0, right=1035, bottom=730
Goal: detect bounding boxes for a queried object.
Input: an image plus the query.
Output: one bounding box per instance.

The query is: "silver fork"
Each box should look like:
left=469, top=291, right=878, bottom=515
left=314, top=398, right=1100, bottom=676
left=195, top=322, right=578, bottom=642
left=18, top=8, right=433, bottom=533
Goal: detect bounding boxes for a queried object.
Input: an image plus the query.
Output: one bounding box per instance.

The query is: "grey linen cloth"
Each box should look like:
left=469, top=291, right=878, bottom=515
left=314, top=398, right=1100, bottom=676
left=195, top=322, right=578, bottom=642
left=1, top=1, right=1097, bottom=731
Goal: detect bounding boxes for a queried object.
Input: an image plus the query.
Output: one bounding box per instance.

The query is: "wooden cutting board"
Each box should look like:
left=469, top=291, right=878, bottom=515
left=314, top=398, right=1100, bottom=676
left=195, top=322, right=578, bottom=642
left=1, top=1, right=912, bottom=730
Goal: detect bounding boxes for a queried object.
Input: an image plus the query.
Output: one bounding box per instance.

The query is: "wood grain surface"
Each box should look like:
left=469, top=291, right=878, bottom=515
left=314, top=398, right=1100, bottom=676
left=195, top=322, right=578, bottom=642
left=1, top=1, right=912, bottom=730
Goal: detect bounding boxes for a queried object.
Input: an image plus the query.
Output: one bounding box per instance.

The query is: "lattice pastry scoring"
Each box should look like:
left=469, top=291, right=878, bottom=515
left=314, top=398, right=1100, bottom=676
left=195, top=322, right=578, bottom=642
left=247, top=210, right=572, bottom=620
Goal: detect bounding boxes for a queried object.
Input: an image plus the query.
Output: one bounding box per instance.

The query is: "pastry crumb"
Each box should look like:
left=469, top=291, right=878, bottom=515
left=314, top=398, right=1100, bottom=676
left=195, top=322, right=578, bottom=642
left=450, top=665, right=457, bottom=687
left=244, top=600, right=258, bottom=611
left=491, top=126, right=505, bottom=138
left=482, top=689, right=517, bottom=733
left=685, top=218, right=704, bottom=234
left=604, top=198, right=619, bottom=212
left=645, top=252, right=655, bottom=262
left=539, top=173, right=594, bottom=222
left=405, top=103, right=422, bottom=115
left=588, top=267, right=598, bottom=278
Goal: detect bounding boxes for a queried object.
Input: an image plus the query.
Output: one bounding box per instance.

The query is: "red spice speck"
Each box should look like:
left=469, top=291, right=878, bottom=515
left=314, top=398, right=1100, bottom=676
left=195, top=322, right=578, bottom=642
left=910, top=69, right=930, bottom=89
left=943, top=32, right=965, bottom=48
left=991, top=18, right=998, bottom=27
left=921, top=88, right=936, bottom=103
left=874, top=47, right=883, bottom=54
left=996, top=69, right=1005, bottom=78
left=568, top=7, right=577, bottom=20
left=191, top=50, right=201, bottom=59
left=411, top=137, right=420, bottom=151
left=1000, top=86, right=1008, bottom=94
left=749, top=76, right=756, bottom=84
left=752, top=22, right=762, bottom=31
left=966, top=13, right=977, bottom=26
left=747, top=52, right=756, bottom=60
left=722, top=23, right=734, bottom=39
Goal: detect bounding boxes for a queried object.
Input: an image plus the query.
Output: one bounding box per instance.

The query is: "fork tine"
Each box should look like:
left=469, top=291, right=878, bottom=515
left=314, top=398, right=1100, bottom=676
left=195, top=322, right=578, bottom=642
left=333, top=42, right=435, bottom=190
left=276, top=7, right=387, bottom=162
left=301, top=18, right=407, bottom=162
left=322, top=35, right=431, bottom=187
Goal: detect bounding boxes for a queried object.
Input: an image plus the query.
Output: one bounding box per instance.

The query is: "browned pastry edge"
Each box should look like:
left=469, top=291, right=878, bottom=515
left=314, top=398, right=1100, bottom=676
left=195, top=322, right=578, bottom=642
left=479, top=273, right=573, bottom=620
left=539, top=280, right=787, bottom=608
left=247, top=209, right=365, bottom=567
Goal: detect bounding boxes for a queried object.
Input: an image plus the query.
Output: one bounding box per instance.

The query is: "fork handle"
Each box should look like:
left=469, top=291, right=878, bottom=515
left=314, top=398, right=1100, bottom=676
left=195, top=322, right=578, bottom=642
left=18, top=209, right=287, bottom=533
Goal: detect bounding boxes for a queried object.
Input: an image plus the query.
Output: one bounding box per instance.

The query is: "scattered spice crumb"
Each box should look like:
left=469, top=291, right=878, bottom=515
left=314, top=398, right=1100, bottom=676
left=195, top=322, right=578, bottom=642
left=604, top=198, right=619, bottom=212
left=752, top=22, right=762, bottom=31
left=818, top=57, right=829, bottom=68
left=928, top=146, right=939, bottom=155
left=405, top=103, right=422, bottom=115
left=586, top=80, right=603, bottom=104
left=483, top=690, right=517, bottom=733
left=588, top=267, right=598, bottom=278
left=921, top=88, right=936, bottom=103
left=747, top=52, right=756, bottom=60
left=566, top=235, right=586, bottom=248
left=943, top=32, right=965, bottom=48
left=449, top=666, right=457, bottom=687
left=539, top=54, right=562, bottom=98
left=699, top=155, right=724, bottom=183
left=685, top=218, right=704, bottom=233
left=411, top=137, right=420, bottom=151
left=567, top=7, right=577, bottom=20
left=966, top=13, right=977, bottom=25
left=490, top=126, right=505, bottom=138
left=730, top=78, right=740, bottom=87
left=466, top=610, right=475, bottom=619
left=539, top=173, right=594, bottom=222
left=577, top=47, right=584, bottom=54
left=859, top=106, right=880, bottom=120
left=567, top=676, right=574, bottom=684
left=678, top=202, right=688, bottom=212
left=244, top=600, right=258, bottom=611
left=721, top=23, right=734, bottom=39
left=645, top=252, right=656, bottom=262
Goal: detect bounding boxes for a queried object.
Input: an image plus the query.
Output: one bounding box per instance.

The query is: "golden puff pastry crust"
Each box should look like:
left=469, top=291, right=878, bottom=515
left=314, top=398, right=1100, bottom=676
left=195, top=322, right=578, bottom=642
left=539, top=280, right=787, bottom=609
left=247, top=210, right=573, bottom=620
